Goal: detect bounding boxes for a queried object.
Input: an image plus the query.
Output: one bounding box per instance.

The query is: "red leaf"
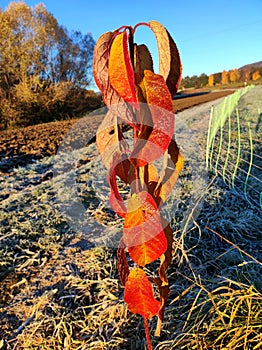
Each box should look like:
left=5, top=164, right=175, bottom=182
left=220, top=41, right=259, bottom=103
left=109, top=31, right=137, bottom=103
left=115, top=155, right=131, bottom=184
left=124, top=267, right=160, bottom=319
left=131, top=71, right=174, bottom=166
left=93, top=31, right=137, bottom=128
left=93, top=31, right=114, bottom=93
left=117, top=238, right=130, bottom=286
left=123, top=191, right=167, bottom=266
left=107, top=154, right=127, bottom=217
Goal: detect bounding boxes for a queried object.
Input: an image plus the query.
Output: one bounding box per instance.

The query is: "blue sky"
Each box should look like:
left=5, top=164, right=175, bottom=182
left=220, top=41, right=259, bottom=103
left=1, top=0, right=262, bottom=86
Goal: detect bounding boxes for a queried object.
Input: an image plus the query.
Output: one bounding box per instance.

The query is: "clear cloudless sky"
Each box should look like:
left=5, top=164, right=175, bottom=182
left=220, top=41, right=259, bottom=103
left=1, top=0, right=262, bottom=88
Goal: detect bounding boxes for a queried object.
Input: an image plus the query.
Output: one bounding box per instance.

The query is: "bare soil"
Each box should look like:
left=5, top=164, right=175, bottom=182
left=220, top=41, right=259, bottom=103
left=0, top=90, right=234, bottom=173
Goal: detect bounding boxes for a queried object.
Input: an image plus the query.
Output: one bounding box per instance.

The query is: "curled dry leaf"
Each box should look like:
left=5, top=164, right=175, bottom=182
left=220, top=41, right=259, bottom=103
left=148, top=20, right=182, bottom=96
left=96, top=110, right=129, bottom=170
left=155, top=139, right=184, bottom=205
left=148, top=20, right=170, bottom=81
left=134, top=44, right=154, bottom=85
left=93, top=31, right=114, bottom=93
left=166, top=30, right=182, bottom=96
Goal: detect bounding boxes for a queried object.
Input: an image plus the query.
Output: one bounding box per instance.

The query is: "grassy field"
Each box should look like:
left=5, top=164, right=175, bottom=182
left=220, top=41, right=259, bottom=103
left=0, top=87, right=261, bottom=349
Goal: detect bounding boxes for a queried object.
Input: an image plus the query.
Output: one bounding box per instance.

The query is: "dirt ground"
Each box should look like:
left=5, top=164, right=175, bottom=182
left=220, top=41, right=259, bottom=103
left=0, top=90, right=233, bottom=173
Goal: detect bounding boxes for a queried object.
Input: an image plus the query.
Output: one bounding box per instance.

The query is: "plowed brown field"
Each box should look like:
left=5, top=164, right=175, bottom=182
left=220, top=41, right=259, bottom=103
left=0, top=89, right=234, bottom=173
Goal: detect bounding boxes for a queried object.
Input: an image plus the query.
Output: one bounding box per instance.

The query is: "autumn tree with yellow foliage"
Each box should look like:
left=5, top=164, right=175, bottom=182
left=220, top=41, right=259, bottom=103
left=208, top=74, right=214, bottom=86
left=221, top=70, right=229, bottom=85
left=252, top=70, right=261, bottom=81
left=229, top=68, right=240, bottom=83
left=0, top=1, right=97, bottom=129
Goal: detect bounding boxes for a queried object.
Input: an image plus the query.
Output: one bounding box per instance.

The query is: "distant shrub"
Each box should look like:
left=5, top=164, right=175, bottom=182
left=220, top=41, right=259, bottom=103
left=0, top=83, right=102, bottom=130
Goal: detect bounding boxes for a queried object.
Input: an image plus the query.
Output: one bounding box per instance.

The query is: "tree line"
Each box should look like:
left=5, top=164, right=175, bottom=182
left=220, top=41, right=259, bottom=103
left=181, top=66, right=262, bottom=89
left=0, top=1, right=101, bottom=130
left=208, top=67, right=262, bottom=86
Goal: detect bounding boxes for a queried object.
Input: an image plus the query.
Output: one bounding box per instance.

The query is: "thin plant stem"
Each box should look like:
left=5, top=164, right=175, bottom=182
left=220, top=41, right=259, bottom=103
left=144, top=317, right=153, bottom=350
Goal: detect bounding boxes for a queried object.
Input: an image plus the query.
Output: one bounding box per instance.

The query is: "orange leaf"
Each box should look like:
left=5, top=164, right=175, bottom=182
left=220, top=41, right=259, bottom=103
left=124, top=267, right=160, bottom=319
left=139, top=163, right=159, bottom=189
left=127, top=163, right=159, bottom=196
left=142, top=70, right=173, bottom=112
left=109, top=31, right=137, bottom=103
left=148, top=20, right=182, bottom=96
left=137, top=163, right=160, bottom=200
left=148, top=21, right=170, bottom=80
left=93, top=31, right=137, bottom=128
left=123, top=191, right=167, bottom=266
left=131, top=70, right=174, bottom=166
